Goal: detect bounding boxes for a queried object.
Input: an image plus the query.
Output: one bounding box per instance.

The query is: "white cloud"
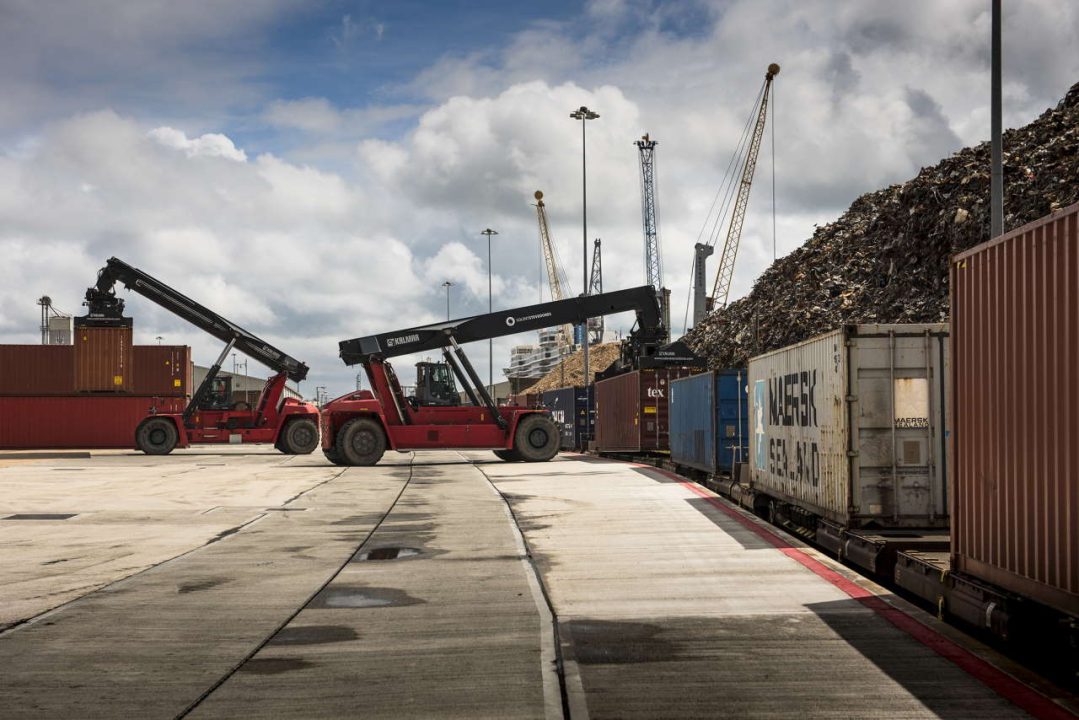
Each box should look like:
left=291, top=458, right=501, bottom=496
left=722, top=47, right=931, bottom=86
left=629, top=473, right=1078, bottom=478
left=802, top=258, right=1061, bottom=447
left=149, top=127, right=247, bottom=161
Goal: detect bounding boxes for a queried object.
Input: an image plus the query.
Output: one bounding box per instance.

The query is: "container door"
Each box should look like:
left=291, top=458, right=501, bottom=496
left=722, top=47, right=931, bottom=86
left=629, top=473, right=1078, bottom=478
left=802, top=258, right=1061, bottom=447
left=850, top=328, right=947, bottom=526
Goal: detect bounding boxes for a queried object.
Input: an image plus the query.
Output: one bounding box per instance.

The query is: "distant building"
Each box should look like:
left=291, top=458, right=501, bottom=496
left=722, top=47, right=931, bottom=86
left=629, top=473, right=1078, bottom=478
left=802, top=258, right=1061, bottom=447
left=192, top=365, right=302, bottom=403
left=504, top=329, right=576, bottom=381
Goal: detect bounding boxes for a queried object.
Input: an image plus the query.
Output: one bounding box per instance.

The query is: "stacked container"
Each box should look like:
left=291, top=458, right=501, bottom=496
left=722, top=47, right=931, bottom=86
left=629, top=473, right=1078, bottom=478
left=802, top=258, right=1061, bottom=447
left=73, top=324, right=133, bottom=392
left=950, top=202, right=1079, bottom=618
left=669, top=370, right=749, bottom=475
left=747, top=324, right=949, bottom=529
left=594, top=368, right=696, bottom=453
left=540, top=386, right=593, bottom=450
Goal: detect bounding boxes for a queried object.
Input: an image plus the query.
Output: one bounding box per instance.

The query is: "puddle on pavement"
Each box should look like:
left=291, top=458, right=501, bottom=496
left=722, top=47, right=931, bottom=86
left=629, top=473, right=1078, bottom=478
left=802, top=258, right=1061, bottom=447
left=239, top=657, right=313, bottom=674
left=564, top=620, right=678, bottom=665
left=270, top=625, right=359, bottom=646
left=3, top=513, right=78, bottom=521
left=351, top=546, right=421, bottom=562
left=307, top=586, right=424, bottom=609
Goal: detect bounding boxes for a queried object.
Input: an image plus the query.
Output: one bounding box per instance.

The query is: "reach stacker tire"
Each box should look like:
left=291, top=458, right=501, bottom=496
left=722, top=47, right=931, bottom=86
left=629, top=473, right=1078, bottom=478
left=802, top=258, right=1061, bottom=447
left=493, top=449, right=523, bottom=462
left=337, top=417, right=386, bottom=466
left=512, top=414, right=559, bottom=462
left=279, top=418, right=319, bottom=455
left=136, top=417, right=178, bottom=455
left=322, top=447, right=348, bottom=466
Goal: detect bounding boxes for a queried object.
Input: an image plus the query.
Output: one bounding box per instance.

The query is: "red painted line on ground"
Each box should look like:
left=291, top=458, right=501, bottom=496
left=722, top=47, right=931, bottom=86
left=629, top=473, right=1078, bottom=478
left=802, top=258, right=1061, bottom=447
left=615, top=460, right=1077, bottom=720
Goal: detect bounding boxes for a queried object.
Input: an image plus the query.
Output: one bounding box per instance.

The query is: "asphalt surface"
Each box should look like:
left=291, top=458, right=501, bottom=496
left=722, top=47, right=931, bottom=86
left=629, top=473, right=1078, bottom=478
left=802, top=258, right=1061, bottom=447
left=0, top=447, right=1074, bottom=719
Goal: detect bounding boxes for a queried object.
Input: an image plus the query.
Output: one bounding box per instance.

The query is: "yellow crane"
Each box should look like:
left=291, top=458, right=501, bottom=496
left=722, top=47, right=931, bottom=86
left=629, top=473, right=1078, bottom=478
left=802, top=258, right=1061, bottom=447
left=533, top=190, right=575, bottom=349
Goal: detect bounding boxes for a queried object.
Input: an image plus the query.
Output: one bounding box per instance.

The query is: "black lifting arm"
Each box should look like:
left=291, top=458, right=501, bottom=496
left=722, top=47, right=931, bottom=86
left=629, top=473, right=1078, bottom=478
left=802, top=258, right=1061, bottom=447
left=339, top=285, right=664, bottom=366
left=86, top=257, right=309, bottom=382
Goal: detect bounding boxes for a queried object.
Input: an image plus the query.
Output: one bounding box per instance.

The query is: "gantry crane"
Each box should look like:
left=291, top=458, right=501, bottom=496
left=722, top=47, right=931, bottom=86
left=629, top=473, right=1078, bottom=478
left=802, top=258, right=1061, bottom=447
left=533, top=190, right=575, bottom=347
left=706, top=63, right=780, bottom=315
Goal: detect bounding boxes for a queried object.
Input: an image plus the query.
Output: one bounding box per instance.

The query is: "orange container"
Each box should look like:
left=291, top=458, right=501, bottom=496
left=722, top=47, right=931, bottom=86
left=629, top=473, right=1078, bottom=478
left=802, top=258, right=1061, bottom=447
left=74, top=326, right=133, bottom=392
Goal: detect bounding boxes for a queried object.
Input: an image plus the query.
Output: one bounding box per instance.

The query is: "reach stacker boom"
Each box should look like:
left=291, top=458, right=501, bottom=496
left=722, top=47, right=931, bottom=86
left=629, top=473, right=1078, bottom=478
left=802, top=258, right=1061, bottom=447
left=321, top=285, right=691, bottom=466
left=83, top=257, right=320, bottom=455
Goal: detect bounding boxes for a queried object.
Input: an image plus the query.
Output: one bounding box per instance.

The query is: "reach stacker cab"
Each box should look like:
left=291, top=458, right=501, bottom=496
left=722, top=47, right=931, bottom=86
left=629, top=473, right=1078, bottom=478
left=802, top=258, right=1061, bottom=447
left=320, top=286, right=684, bottom=466
left=83, top=257, right=321, bottom=456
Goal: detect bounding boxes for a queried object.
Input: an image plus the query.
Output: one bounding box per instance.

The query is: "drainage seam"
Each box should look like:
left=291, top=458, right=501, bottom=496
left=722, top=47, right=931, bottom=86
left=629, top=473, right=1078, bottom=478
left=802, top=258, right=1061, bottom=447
left=174, top=456, right=416, bottom=719
left=467, top=454, right=575, bottom=720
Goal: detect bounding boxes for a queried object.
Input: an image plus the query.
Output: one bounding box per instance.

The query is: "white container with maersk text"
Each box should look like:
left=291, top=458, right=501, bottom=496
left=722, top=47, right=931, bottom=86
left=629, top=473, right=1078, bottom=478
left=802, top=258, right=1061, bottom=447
left=747, top=324, right=949, bottom=528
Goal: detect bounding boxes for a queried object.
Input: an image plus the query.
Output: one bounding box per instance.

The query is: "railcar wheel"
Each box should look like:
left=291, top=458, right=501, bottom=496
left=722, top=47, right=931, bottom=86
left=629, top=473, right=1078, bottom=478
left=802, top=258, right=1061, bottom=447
left=512, top=415, right=559, bottom=462
left=279, top=418, right=319, bottom=454
left=136, top=417, right=178, bottom=455
left=493, top=449, right=523, bottom=462
left=337, top=417, right=386, bottom=466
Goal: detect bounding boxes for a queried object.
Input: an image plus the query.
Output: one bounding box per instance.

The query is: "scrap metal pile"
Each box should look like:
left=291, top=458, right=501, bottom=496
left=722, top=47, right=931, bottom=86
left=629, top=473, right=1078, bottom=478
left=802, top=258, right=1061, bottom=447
left=528, top=342, right=623, bottom=393
left=687, top=81, right=1079, bottom=368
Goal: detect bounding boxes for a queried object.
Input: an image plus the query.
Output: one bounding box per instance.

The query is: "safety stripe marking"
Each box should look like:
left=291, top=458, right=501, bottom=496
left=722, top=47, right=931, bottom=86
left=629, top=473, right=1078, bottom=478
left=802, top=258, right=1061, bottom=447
left=623, top=460, right=1077, bottom=720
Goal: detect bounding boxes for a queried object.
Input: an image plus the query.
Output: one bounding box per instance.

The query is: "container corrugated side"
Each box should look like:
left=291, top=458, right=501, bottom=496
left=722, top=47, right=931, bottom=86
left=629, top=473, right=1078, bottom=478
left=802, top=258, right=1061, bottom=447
left=748, top=324, right=948, bottom=528
left=0, top=345, right=75, bottom=395
left=951, top=202, right=1079, bottom=617
left=132, top=345, right=191, bottom=396
left=0, top=395, right=186, bottom=449
left=541, top=386, right=582, bottom=449
left=595, top=371, right=641, bottom=451
left=670, top=372, right=716, bottom=472
left=74, top=326, right=133, bottom=392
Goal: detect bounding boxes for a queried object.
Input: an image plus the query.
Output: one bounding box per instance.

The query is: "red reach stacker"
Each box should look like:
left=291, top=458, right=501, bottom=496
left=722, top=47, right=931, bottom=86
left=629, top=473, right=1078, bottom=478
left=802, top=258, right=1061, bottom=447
left=320, top=286, right=696, bottom=466
left=83, top=257, right=320, bottom=455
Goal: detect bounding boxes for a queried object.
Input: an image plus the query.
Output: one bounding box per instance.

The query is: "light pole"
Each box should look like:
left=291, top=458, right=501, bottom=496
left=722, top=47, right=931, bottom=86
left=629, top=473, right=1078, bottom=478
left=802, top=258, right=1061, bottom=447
left=570, top=105, right=599, bottom=439
left=480, top=228, right=498, bottom=398
left=442, top=281, right=453, bottom=320
left=155, top=335, right=162, bottom=345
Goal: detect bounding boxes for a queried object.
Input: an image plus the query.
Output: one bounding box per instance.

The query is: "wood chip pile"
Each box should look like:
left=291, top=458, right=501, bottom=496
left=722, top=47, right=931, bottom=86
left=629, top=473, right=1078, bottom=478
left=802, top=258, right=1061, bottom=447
left=686, top=80, right=1079, bottom=369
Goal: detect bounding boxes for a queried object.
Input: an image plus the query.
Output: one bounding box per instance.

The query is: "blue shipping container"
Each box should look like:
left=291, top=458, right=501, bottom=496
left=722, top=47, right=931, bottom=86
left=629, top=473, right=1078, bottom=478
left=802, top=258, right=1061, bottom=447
left=540, top=385, right=593, bottom=450
left=669, top=370, right=748, bottom=475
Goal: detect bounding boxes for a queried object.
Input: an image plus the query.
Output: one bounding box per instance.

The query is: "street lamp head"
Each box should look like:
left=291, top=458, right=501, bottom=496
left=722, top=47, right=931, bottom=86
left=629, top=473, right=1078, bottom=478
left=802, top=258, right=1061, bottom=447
left=442, top=281, right=452, bottom=288
left=481, top=228, right=499, bottom=236
left=570, top=106, right=599, bottom=120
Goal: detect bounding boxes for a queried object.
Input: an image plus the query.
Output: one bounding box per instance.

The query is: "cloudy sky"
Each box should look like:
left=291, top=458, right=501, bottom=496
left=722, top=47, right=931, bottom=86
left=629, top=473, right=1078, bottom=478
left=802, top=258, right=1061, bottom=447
left=1, top=0, right=1076, bottom=397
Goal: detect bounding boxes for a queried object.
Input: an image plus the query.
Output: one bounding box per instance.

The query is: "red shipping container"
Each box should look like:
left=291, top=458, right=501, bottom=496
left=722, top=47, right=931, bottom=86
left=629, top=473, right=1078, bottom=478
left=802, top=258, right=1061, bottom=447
left=0, top=395, right=185, bottom=449
left=74, top=326, right=133, bottom=392
left=132, top=345, right=192, bottom=396
left=0, top=345, right=75, bottom=395
left=950, top=201, right=1079, bottom=618
left=594, top=368, right=696, bottom=452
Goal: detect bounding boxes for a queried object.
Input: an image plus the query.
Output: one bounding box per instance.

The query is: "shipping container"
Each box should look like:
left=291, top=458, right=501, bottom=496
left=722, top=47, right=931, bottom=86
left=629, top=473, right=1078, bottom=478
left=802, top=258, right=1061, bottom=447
left=540, top=386, right=593, bottom=450
left=594, top=368, right=696, bottom=453
left=747, top=324, right=949, bottom=529
left=0, top=395, right=186, bottom=449
left=73, top=325, right=133, bottom=392
left=0, top=345, right=75, bottom=395
left=132, top=345, right=192, bottom=396
left=950, top=202, right=1079, bottom=618
left=670, top=370, right=749, bottom=475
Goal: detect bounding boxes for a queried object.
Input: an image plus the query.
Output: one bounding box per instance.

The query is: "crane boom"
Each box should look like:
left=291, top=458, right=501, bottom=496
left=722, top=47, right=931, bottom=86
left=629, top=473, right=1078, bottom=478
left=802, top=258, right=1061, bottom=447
left=533, top=190, right=574, bottom=347
left=587, top=238, right=604, bottom=343
left=636, top=135, right=662, bottom=290
left=710, top=63, right=779, bottom=310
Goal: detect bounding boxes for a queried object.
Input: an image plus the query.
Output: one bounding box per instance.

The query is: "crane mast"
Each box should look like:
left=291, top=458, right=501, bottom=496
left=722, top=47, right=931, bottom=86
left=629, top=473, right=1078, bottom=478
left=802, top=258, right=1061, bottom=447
left=533, top=190, right=575, bottom=348
left=710, top=63, right=780, bottom=312
left=587, top=238, right=603, bottom=343
left=636, top=135, right=662, bottom=290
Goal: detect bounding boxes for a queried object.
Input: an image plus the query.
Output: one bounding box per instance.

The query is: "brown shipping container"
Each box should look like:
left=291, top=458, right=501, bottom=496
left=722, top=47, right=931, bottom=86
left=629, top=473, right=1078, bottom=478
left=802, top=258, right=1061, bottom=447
left=0, top=345, right=75, bottom=395
left=74, top=326, right=133, bottom=392
left=594, top=368, right=695, bottom=452
left=132, top=345, right=192, bottom=396
left=950, top=201, right=1079, bottom=618
left=0, top=395, right=186, bottom=449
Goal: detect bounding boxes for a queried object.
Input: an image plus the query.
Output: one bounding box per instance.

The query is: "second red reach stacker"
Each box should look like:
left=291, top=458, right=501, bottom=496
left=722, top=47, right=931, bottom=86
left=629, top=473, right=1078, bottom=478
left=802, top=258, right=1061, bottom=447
left=321, top=286, right=700, bottom=465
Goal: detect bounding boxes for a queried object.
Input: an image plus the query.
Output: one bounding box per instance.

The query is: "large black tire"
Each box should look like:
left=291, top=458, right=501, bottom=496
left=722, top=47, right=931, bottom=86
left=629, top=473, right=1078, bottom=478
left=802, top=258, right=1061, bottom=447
left=493, top=449, right=523, bottom=462
left=337, top=417, right=387, bottom=466
left=136, top=417, right=178, bottom=455
left=512, top=414, right=560, bottom=462
left=279, top=418, right=319, bottom=455
left=323, top=446, right=348, bottom=466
